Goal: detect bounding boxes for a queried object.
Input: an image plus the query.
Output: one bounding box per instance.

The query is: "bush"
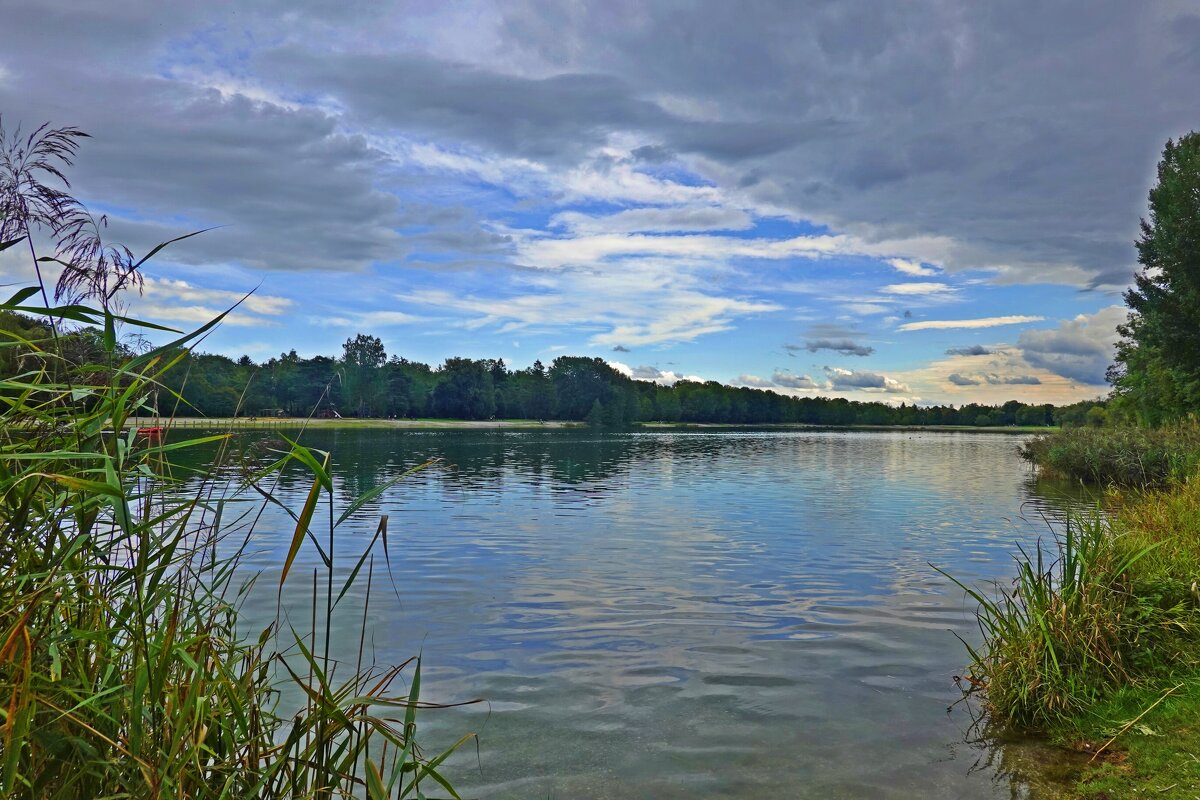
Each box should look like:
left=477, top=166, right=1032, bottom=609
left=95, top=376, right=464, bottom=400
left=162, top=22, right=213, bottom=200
left=1020, top=424, right=1200, bottom=487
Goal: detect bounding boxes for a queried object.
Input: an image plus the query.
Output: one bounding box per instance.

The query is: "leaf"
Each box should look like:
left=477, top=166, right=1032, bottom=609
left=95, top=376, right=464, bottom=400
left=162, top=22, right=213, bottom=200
left=335, top=460, right=435, bottom=526
left=103, top=310, right=116, bottom=354
left=132, top=227, right=218, bottom=269
left=0, top=236, right=25, bottom=253
left=279, top=450, right=330, bottom=589
left=280, top=435, right=332, bottom=492
left=3, top=287, right=38, bottom=306
left=366, top=760, right=389, bottom=800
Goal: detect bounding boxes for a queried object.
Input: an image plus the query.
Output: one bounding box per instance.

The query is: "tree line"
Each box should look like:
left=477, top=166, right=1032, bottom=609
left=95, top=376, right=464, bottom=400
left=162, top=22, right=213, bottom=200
left=0, top=316, right=1104, bottom=427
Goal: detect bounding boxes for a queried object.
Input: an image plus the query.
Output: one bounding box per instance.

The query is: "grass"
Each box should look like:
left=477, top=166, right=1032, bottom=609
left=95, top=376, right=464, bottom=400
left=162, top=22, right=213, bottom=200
left=951, top=426, right=1200, bottom=796
left=1020, top=424, right=1200, bottom=487
left=0, top=291, right=475, bottom=798
left=0, top=121, right=473, bottom=798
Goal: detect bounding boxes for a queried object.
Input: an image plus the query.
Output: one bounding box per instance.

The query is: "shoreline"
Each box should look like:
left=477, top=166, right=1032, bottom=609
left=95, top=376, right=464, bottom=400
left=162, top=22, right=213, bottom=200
left=123, top=417, right=1055, bottom=434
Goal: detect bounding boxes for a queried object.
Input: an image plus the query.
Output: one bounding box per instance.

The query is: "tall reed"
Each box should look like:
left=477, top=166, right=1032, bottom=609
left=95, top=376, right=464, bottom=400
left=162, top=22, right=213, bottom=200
left=941, top=486, right=1200, bottom=731
left=0, top=121, right=471, bottom=798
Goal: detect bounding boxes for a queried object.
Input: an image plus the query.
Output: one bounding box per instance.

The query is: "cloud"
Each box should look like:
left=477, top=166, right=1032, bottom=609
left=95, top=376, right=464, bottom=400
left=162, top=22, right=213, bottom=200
left=142, top=278, right=292, bottom=315
left=611, top=362, right=695, bottom=385
left=881, top=282, right=955, bottom=295
left=949, top=371, right=1041, bottom=386
left=771, top=370, right=820, bottom=389
left=551, top=205, right=753, bottom=235
left=945, top=344, right=994, bottom=356
left=129, top=302, right=269, bottom=327
left=1016, top=305, right=1125, bottom=385
left=738, top=373, right=776, bottom=388
left=986, top=374, right=1041, bottom=385
left=823, top=366, right=910, bottom=393
left=887, top=258, right=938, bottom=277
left=318, top=310, right=426, bottom=328
left=611, top=344, right=631, bottom=352
left=802, top=338, right=874, bottom=357
left=631, top=365, right=665, bottom=380
left=899, top=315, right=1045, bottom=332
left=397, top=266, right=782, bottom=348
left=5, top=2, right=1193, bottom=291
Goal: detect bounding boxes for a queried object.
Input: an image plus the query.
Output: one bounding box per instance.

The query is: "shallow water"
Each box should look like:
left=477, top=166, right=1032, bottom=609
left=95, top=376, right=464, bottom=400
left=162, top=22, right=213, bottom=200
left=206, top=428, right=1090, bottom=798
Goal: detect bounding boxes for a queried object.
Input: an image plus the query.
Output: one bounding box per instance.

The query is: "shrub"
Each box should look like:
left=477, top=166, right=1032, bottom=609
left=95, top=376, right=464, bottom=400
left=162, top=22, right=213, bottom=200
left=1020, top=424, right=1200, bottom=487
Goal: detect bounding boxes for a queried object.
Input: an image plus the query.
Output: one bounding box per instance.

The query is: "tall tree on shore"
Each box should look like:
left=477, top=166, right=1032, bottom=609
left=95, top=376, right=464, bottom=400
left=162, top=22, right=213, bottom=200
left=341, top=333, right=387, bottom=417
left=1111, top=133, right=1200, bottom=424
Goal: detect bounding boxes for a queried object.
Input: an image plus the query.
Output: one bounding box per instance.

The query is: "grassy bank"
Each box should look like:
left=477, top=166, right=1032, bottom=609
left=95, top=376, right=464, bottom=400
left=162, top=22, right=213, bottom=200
left=958, top=428, right=1200, bottom=797
left=1020, top=424, right=1200, bottom=486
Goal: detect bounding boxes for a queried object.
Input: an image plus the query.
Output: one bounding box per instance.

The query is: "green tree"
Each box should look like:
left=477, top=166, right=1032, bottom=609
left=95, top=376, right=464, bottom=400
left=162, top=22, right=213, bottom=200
left=1112, top=133, right=1200, bottom=424
left=431, top=358, right=495, bottom=419
left=341, top=333, right=387, bottom=417
left=585, top=398, right=604, bottom=427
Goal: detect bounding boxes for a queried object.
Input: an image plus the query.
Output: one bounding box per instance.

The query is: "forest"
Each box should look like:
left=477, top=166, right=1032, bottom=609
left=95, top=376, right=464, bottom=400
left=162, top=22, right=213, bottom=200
left=0, top=314, right=1102, bottom=427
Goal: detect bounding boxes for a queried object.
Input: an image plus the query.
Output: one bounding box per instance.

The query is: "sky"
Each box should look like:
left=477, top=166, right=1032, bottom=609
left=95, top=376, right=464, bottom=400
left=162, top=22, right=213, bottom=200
left=2, top=1, right=1198, bottom=406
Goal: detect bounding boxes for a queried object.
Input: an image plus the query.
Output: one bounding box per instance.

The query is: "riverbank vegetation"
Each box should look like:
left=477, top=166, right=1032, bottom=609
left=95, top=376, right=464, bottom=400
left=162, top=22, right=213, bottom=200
left=957, top=132, right=1200, bottom=798
left=1019, top=423, right=1200, bottom=487
left=0, top=122, right=468, bottom=798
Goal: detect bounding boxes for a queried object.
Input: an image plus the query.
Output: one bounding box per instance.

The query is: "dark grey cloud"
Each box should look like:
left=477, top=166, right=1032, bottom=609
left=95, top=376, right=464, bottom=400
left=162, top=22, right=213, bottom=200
left=803, top=338, right=874, bottom=357
left=1016, top=306, right=1124, bottom=385
left=946, top=345, right=994, bottom=356
left=951, top=372, right=1041, bottom=386
left=631, top=365, right=663, bottom=380
left=496, top=1, right=1200, bottom=286
left=612, top=344, right=630, bottom=352
left=823, top=366, right=909, bottom=393
left=3, top=1, right=1197, bottom=289
left=985, top=374, right=1041, bottom=385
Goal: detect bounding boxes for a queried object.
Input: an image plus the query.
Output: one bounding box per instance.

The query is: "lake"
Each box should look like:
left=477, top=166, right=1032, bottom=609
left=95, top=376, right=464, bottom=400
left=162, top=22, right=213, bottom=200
left=210, top=428, right=1082, bottom=798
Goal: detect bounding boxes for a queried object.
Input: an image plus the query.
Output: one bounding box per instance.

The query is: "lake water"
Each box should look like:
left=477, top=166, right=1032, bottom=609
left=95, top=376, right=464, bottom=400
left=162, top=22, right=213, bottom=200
left=211, top=428, right=1083, bottom=798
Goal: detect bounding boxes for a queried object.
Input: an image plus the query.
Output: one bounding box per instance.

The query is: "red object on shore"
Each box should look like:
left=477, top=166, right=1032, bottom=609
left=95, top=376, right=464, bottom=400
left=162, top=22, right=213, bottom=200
left=136, top=426, right=165, bottom=443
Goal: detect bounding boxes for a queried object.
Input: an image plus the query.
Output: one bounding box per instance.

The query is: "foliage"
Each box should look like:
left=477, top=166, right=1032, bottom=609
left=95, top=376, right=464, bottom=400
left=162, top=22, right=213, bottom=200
left=12, top=328, right=1104, bottom=427
left=1020, top=423, right=1200, bottom=487
left=942, top=480, right=1200, bottom=731
left=1111, top=132, right=1200, bottom=425
left=0, top=120, right=469, bottom=799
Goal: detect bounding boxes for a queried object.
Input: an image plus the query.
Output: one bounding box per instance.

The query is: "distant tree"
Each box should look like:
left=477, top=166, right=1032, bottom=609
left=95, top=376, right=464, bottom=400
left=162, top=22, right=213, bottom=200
left=431, top=358, right=495, bottom=419
left=585, top=398, right=604, bottom=427
left=1111, top=133, right=1200, bottom=424
left=341, top=334, right=387, bottom=417
left=521, top=360, right=554, bottom=419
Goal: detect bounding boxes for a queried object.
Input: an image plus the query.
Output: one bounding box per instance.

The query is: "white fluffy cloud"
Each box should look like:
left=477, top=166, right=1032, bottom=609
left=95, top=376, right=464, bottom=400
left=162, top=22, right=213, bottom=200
left=881, top=282, right=954, bottom=296
left=887, top=258, right=939, bottom=277
left=899, top=315, right=1045, bottom=332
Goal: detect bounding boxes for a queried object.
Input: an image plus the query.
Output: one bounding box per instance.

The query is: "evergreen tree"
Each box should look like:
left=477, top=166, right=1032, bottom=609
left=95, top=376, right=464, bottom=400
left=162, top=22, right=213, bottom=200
left=1111, top=133, right=1200, bottom=424
left=585, top=398, right=604, bottom=427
